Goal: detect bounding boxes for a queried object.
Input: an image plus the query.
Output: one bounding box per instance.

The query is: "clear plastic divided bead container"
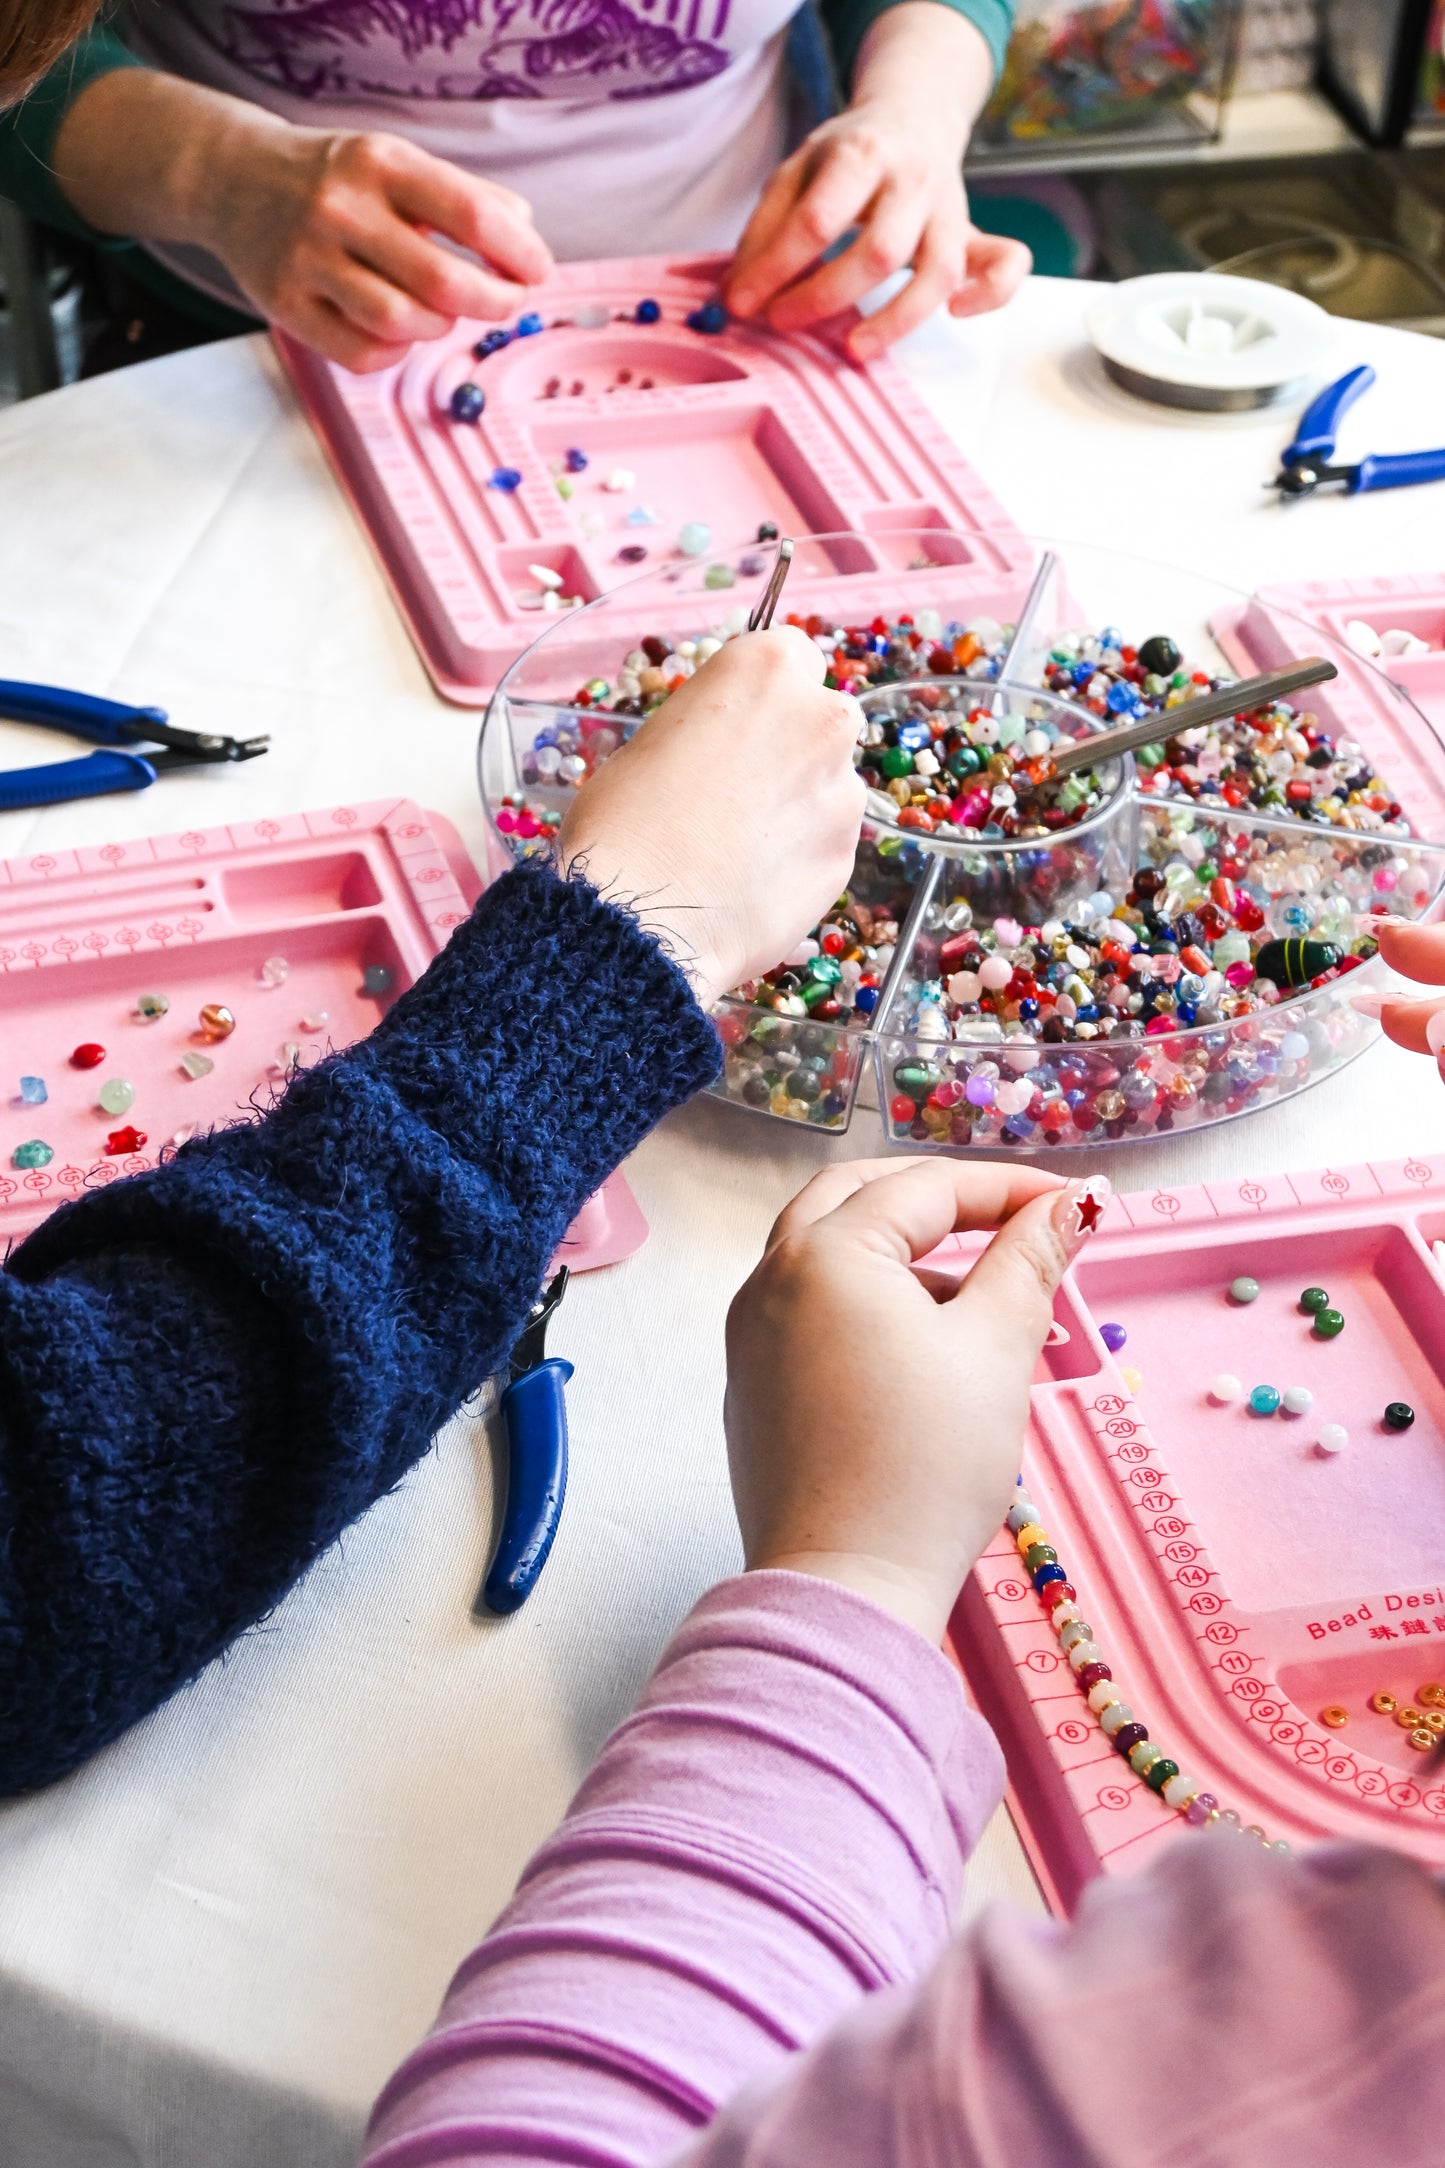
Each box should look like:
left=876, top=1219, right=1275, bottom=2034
left=478, top=531, right=1445, bottom=1150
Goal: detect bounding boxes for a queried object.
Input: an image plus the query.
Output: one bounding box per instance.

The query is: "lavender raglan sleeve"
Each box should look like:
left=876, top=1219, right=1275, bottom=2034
left=362, top=1571, right=1006, bottom=2165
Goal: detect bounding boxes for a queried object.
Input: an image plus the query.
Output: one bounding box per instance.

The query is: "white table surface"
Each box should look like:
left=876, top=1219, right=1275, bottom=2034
left=1, top=277, right=1444, bottom=2168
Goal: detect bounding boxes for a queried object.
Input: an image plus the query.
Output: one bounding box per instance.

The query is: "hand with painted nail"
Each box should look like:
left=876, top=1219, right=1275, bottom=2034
left=722, top=5, right=1030, bottom=360
left=724, top=1161, right=1108, bottom=1641
left=1352, top=919, right=1445, bottom=1076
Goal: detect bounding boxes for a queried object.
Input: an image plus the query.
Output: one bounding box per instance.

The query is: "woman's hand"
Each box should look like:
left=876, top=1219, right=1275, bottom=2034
left=559, top=627, right=865, bottom=1010
left=54, top=71, right=552, bottom=372
left=1353, top=918, right=1445, bottom=1073
left=725, top=1161, right=1109, bottom=1642
left=723, top=5, right=1029, bottom=360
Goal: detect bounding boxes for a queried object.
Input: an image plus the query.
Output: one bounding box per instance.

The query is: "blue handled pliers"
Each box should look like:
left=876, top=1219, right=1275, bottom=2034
left=0, top=680, right=269, bottom=812
left=477, top=1265, right=573, bottom=1615
left=1271, top=365, right=1445, bottom=500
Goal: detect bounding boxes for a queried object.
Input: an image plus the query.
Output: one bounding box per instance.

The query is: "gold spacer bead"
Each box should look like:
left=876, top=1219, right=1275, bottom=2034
left=1417, top=1682, right=1445, bottom=1709
left=1395, top=1706, right=1425, bottom=1730
left=1320, top=1705, right=1349, bottom=1729
left=1408, top=1728, right=1437, bottom=1752
left=1422, top=1711, right=1445, bottom=1736
left=1371, top=1691, right=1398, bottom=1715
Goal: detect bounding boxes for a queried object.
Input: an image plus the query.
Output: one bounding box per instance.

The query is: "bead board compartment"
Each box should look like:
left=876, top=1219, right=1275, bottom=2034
left=929, top=1155, right=1445, bottom=1915
left=0, top=801, right=643, bottom=1269
left=275, top=252, right=1022, bottom=704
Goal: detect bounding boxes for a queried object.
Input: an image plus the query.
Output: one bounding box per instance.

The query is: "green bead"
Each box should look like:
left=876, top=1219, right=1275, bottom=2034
left=1299, top=1286, right=1329, bottom=1314
left=1144, top=1757, right=1180, bottom=1794
left=895, top=1063, right=935, bottom=1097
left=805, top=956, right=843, bottom=987
left=1313, top=1308, right=1345, bottom=1339
left=1230, top=1276, right=1260, bottom=1304
left=11, top=1139, right=53, bottom=1170
left=1023, top=1543, right=1057, bottom=1572
left=98, top=1077, right=135, bottom=1117
left=878, top=747, right=914, bottom=779
left=947, top=746, right=983, bottom=778
left=703, top=563, right=736, bottom=591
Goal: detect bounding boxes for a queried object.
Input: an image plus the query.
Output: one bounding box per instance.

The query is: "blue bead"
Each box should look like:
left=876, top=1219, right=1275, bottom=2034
left=1175, top=1002, right=1197, bottom=1025
left=449, top=382, right=485, bottom=424
left=1249, top=1384, right=1281, bottom=1416
left=473, top=329, right=511, bottom=359
left=515, top=311, right=544, bottom=336
left=17, top=1076, right=46, bottom=1105
left=565, top=447, right=589, bottom=473
left=489, top=467, right=523, bottom=493
left=685, top=300, right=728, bottom=334
left=634, top=298, right=661, bottom=323
left=853, top=986, right=879, bottom=1015
left=1105, top=680, right=1136, bottom=714
left=1033, top=1563, right=1067, bottom=1592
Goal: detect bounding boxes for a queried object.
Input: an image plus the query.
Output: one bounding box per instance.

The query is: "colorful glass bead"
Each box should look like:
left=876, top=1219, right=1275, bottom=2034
left=618, top=544, right=648, bottom=564
left=1210, top=1373, right=1242, bottom=1403
left=602, top=468, right=635, bottom=493
left=180, top=1050, right=215, bottom=1081
left=1320, top=1705, right=1349, bottom=1728
left=135, top=993, right=169, bottom=1022
left=1099, top=1702, right=1135, bottom=1736
left=1316, top=1423, right=1348, bottom=1455
left=634, top=298, right=661, bottom=323
left=1120, top=1366, right=1144, bottom=1397
left=11, top=1139, right=52, bottom=1169
left=1299, top=1286, right=1330, bottom=1314
left=677, top=521, right=712, bottom=558
left=361, top=965, right=394, bottom=997
left=1281, top=1385, right=1313, bottom=1415
left=1371, top=1690, right=1399, bottom=1715
left=199, top=1003, right=236, bottom=1041
left=515, top=311, right=544, bottom=336
left=1128, top=1739, right=1164, bottom=1775
left=489, top=467, right=523, bottom=493
left=1383, top=1401, right=1415, bottom=1430
left=98, top=1078, right=135, bottom=1116
left=572, top=302, right=610, bottom=329
left=1229, top=1276, right=1260, bottom=1304
left=17, top=1076, right=46, bottom=1104
left=70, top=1043, right=105, bottom=1069
left=256, top=955, right=290, bottom=988
left=565, top=447, right=589, bottom=472
left=1058, top=1619, right=1092, bottom=1651
left=1162, top=1771, right=1199, bottom=1811
left=301, top=1011, right=329, bottom=1032
left=684, top=300, right=727, bottom=334
left=1313, top=1308, right=1345, bottom=1339
left=1184, top=1791, right=1219, bottom=1826
left=1249, top=1384, right=1281, bottom=1416
left=1015, top=1522, right=1047, bottom=1553
left=1077, top=1660, right=1111, bottom=1690
left=448, top=382, right=485, bottom=424
left=1254, top=938, right=1343, bottom=987
left=1006, top=1499, right=1039, bottom=1534
left=1113, top=1722, right=1149, bottom=1756
left=1087, top=1679, right=1122, bottom=1712
left=1068, top=1639, right=1105, bottom=1673
left=1100, top=1322, right=1127, bottom=1352
left=104, top=1125, right=146, bottom=1155
left=703, top=564, right=736, bottom=590
left=1023, top=1543, right=1057, bottom=1572
left=1144, top=1757, right=1180, bottom=1793
left=275, top=1040, right=302, bottom=1072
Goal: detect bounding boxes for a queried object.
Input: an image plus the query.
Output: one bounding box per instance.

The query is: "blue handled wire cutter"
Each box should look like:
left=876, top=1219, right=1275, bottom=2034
left=1271, top=365, right=1445, bottom=499
left=0, top=681, right=269, bottom=812
left=476, top=1265, right=573, bottom=1615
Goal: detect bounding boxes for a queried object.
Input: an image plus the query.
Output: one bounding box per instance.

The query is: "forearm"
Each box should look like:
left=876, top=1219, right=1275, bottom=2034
left=51, top=63, right=279, bottom=244
left=0, top=866, right=720, bottom=1796
left=363, top=1572, right=1004, bottom=2166
left=851, top=3, right=993, bottom=136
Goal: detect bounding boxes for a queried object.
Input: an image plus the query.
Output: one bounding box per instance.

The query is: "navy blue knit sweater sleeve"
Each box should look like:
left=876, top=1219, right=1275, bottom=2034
left=0, top=864, right=721, bottom=1796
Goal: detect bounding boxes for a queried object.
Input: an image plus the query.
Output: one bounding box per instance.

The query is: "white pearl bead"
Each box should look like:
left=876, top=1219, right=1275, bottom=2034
left=1059, top=1620, right=1093, bottom=1651
left=1068, top=1640, right=1104, bottom=1672
left=1162, top=1772, right=1200, bottom=1810
left=1088, top=1679, right=1122, bottom=1712
left=1050, top=1602, right=1082, bottom=1631
left=1282, top=1385, right=1313, bottom=1415
left=1099, top=1702, right=1134, bottom=1736
left=1210, top=1373, right=1242, bottom=1404
left=1316, top=1423, right=1348, bottom=1455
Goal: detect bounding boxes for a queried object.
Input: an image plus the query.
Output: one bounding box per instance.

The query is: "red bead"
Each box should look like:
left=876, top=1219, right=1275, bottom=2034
left=1234, top=898, right=1264, bottom=932
left=104, top=1125, right=147, bottom=1155
left=890, top=1095, right=916, bottom=1124
left=928, top=646, right=955, bottom=675
left=1077, top=1661, right=1111, bottom=1689
left=1113, top=1721, right=1149, bottom=1755
left=820, top=927, right=846, bottom=956
left=70, top=1043, right=106, bottom=1069
left=1041, top=1580, right=1076, bottom=1610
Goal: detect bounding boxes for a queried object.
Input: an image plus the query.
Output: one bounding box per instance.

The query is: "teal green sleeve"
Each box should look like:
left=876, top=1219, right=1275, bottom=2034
left=0, top=24, right=147, bottom=242
left=821, top=0, right=1012, bottom=90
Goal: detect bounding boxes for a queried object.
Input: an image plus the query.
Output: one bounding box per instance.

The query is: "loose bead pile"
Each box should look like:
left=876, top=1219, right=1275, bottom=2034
left=1005, top=1480, right=1287, bottom=1850
left=1322, top=1683, right=1445, bottom=1752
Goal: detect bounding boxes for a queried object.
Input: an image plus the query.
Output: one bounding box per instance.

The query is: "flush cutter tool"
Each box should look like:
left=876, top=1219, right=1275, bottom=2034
left=477, top=1266, right=573, bottom=1615
left=0, top=681, right=269, bottom=811
left=1271, top=365, right=1445, bottom=499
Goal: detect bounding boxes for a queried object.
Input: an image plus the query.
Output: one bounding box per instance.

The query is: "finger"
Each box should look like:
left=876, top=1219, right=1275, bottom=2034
left=952, top=1179, right=1104, bottom=1350
left=726, top=161, right=808, bottom=314
left=1371, top=917, right=1445, bottom=985
left=318, top=258, right=453, bottom=348
left=738, top=625, right=828, bottom=682
left=1373, top=993, right=1445, bottom=1056
left=848, top=219, right=962, bottom=357
left=766, top=186, right=926, bottom=333
left=946, top=229, right=1032, bottom=319
left=295, top=295, right=415, bottom=374
left=353, top=216, right=537, bottom=324
left=768, top=1155, right=1065, bottom=1255
left=386, top=152, right=553, bottom=287
left=727, top=146, right=881, bottom=320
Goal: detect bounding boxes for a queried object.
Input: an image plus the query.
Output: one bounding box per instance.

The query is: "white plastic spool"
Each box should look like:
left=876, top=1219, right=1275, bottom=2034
left=1085, top=272, right=1336, bottom=412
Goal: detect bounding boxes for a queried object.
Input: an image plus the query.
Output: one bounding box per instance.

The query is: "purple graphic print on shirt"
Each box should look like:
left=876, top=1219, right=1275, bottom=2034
left=203, top=0, right=734, bottom=100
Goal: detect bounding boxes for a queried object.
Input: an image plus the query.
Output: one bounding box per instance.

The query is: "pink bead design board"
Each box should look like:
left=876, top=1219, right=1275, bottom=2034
left=930, top=1156, right=1445, bottom=1912
left=0, top=799, right=642, bottom=1267
left=275, top=252, right=1023, bottom=702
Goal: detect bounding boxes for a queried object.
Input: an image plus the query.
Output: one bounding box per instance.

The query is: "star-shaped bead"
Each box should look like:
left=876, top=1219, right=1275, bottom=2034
left=1073, top=1183, right=1107, bottom=1235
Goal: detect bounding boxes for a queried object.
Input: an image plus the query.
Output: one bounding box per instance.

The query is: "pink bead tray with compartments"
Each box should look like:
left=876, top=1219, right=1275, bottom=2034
left=1218, top=573, right=1445, bottom=836
left=932, top=1155, right=1445, bottom=1914
left=274, top=251, right=1022, bottom=703
left=0, top=799, right=643, bottom=1268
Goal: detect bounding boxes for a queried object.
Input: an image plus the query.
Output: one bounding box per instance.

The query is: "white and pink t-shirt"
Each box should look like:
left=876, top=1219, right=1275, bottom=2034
left=123, top=0, right=798, bottom=264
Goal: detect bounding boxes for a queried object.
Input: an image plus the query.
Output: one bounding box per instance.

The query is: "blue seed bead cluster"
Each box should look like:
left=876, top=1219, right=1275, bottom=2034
left=1005, top=1485, right=1288, bottom=1849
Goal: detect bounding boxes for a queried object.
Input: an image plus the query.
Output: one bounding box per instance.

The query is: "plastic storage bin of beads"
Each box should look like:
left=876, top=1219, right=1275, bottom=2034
left=274, top=253, right=1020, bottom=703
left=927, top=1152, right=1445, bottom=1911
left=482, top=531, right=1445, bottom=1143
left=1218, top=572, right=1445, bottom=752
left=0, top=801, right=643, bottom=1266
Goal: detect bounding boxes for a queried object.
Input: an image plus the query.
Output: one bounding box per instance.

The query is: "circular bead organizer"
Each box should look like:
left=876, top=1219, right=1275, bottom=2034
left=478, top=536, right=1445, bottom=1147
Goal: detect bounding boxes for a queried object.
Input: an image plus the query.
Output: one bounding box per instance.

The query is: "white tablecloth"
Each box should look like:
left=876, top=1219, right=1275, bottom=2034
left=1, top=280, right=1444, bottom=2168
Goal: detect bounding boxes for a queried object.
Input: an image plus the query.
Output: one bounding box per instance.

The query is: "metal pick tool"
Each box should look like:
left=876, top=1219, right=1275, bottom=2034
left=747, top=537, right=794, bottom=632
left=1049, top=657, right=1338, bottom=778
